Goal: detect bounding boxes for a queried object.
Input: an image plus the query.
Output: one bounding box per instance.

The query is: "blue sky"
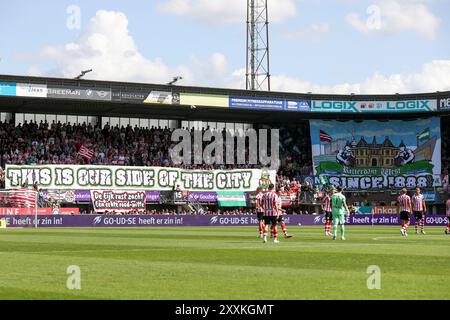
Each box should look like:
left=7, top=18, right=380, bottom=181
left=0, top=0, right=449, bottom=94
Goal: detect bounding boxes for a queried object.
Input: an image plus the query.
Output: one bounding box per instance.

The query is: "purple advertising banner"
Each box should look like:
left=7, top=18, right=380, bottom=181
left=43, top=190, right=160, bottom=203
left=76, top=190, right=91, bottom=202
left=145, top=191, right=161, bottom=203
left=1, top=214, right=447, bottom=228
left=188, top=192, right=217, bottom=203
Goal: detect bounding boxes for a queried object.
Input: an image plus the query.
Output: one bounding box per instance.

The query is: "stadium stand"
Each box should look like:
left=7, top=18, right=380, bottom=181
left=0, top=75, right=448, bottom=216
left=0, top=115, right=448, bottom=215
left=0, top=119, right=312, bottom=172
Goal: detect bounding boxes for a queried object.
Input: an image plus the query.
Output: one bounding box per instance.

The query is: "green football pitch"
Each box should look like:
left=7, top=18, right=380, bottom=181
left=0, top=226, right=449, bottom=300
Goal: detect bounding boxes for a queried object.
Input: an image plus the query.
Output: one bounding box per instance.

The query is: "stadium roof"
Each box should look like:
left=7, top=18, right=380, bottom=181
left=0, top=74, right=449, bottom=123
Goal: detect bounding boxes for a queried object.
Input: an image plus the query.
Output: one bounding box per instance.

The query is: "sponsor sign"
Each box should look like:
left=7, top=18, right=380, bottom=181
left=146, top=191, right=161, bottom=203
left=16, top=83, right=47, bottom=98
left=0, top=82, right=16, bottom=96
left=5, top=165, right=276, bottom=192
left=188, top=192, right=217, bottom=203
left=74, top=190, right=91, bottom=202
left=312, top=100, right=437, bottom=113
left=1, top=214, right=447, bottom=227
left=47, top=86, right=111, bottom=101
left=371, top=206, right=399, bottom=215
left=112, top=89, right=149, bottom=103
left=439, top=97, right=450, bottom=111
left=229, top=96, right=284, bottom=111
left=310, top=118, right=441, bottom=190
left=180, top=93, right=229, bottom=108
left=0, top=208, right=79, bottom=215
left=143, top=91, right=180, bottom=104
left=42, top=190, right=77, bottom=203
left=229, top=96, right=310, bottom=111
left=284, top=100, right=311, bottom=112
left=90, top=190, right=146, bottom=213
left=217, top=191, right=246, bottom=207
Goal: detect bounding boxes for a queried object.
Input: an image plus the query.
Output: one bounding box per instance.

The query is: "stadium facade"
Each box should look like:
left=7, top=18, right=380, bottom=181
left=0, top=74, right=449, bottom=216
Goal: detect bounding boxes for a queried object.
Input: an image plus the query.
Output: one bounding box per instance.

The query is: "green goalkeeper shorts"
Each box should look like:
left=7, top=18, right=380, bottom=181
left=332, top=213, right=346, bottom=224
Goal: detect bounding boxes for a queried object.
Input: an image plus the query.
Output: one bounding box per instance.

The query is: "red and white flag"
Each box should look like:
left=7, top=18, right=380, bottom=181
left=78, top=145, right=94, bottom=160
left=7, top=189, right=37, bottom=208
left=319, top=130, right=332, bottom=142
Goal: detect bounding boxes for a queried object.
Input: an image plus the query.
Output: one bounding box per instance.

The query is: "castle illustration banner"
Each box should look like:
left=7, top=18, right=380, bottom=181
left=309, top=118, right=441, bottom=190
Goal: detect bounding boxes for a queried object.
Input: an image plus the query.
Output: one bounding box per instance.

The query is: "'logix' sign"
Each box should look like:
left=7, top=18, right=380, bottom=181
left=312, top=100, right=437, bottom=113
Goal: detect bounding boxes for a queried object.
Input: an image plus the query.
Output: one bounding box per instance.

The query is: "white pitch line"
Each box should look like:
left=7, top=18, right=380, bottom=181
left=373, top=234, right=445, bottom=240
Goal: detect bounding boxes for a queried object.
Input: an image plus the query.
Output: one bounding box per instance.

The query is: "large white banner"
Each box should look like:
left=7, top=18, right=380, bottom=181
left=5, top=165, right=276, bottom=192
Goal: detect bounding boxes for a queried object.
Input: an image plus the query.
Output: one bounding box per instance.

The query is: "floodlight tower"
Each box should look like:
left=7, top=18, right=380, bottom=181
left=246, top=0, right=271, bottom=91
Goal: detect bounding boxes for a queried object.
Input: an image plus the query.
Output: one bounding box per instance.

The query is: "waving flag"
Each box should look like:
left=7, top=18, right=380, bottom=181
left=7, top=189, right=37, bottom=208
left=418, top=128, right=430, bottom=142
left=78, top=146, right=94, bottom=160
left=319, top=175, right=329, bottom=186
left=319, top=130, right=332, bottom=142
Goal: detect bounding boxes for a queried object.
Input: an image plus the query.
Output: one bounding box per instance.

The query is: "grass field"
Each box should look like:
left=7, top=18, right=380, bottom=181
left=0, top=226, right=449, bottom=300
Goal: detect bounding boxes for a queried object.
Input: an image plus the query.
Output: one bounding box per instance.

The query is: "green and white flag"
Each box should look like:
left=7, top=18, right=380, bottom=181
left=319, top=175, right=328, bottom=186
left=217, top=191, right=246, bottom=207
left=418, top=128, right=430, bottom=141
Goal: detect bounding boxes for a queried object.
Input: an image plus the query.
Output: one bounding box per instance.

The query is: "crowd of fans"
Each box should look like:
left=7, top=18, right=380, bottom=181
left=278, top=125, right=313, bottom=177
left=0, top=119, right=313, bottom=173
left=1, top=117, right=449, bottom=214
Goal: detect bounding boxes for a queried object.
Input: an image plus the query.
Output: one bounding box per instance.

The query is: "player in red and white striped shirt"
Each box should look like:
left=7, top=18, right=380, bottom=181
left=412, top=187, right=427, bottom=234
left=262, top=184, right=280, bottom=243
left=322, top=188, right=334, bottom=236
left=255, top=187, right=265, bottom=238
left=445, top=197, right=450, bottom=235
left=397, top=188, right=412, bottom=236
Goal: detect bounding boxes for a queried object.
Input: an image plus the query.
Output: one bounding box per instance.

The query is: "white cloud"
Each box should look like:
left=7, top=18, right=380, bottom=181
left=360, top=60, right=450, bottom=94
left=28, top=10, right=450, bottom=95
left=157, top=0, right=297, bottom=25
left=346, top=0, right=439, bottom=39
left=27, top=66, right=43, bottom=77
left=189, top=52, right=229, bottom=85
left=29, top=10, right=224, bottom=86
left=226, top=60, right=450, bottom=94
left=283, top=23, right=330, bottom=42
left=212, top=58, right=450, bottom=94
left=269, top=75, right=361, bottom=94
left=32, top=10, right=175, bottom=83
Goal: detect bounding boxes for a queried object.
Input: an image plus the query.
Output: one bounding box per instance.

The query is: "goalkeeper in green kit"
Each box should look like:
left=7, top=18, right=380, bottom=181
left=331, top=186, right=350, bottom=240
